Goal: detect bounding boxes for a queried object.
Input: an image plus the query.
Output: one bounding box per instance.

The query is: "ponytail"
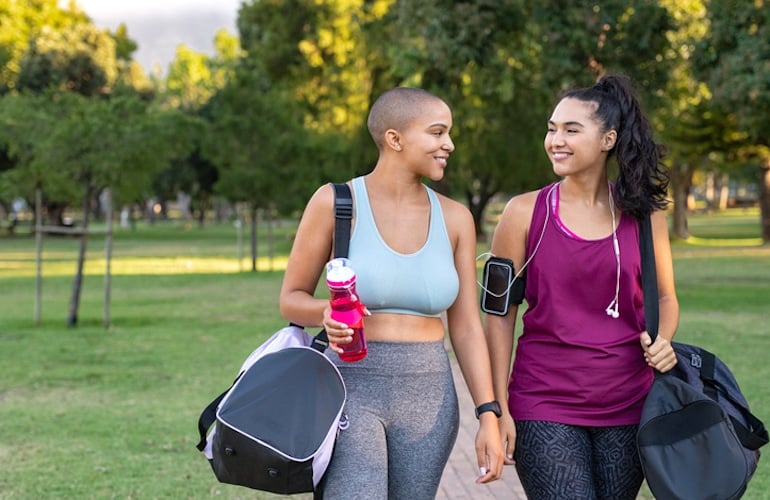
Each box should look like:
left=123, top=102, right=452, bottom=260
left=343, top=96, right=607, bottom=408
left=562, top=74, right=669, bottom=219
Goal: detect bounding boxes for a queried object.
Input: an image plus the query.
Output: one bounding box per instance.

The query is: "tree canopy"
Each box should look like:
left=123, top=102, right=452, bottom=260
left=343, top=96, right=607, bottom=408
left=1, top=0, right=769, bottom=244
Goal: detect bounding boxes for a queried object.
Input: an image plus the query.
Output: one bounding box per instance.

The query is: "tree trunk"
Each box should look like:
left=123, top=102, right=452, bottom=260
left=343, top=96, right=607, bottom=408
left=267, top=205, right=275, bottom=271
left=759, top=159, right=770, bottom=243
left=718, top=172, right=730, bottom=211
left=468, top=190, right=494, bottom=242
left=466, top=175, right=497, bottom=243
left=670, top=162, right=693, bottom=240
left=251, top=206, right=259, bottom=272
left=103, top=188, right=113, bottom=329
left=705, top=170, right=716, bottom=210
left=68, top=184, right=93, bottom=327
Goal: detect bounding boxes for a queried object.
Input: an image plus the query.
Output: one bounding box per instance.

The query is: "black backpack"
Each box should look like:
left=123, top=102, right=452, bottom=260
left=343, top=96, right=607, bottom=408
left=636, top=216, right=768, bottom=499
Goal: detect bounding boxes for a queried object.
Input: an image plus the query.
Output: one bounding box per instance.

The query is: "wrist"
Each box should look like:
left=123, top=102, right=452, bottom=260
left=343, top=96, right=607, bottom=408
left=475, top=401, right=502, bottom=419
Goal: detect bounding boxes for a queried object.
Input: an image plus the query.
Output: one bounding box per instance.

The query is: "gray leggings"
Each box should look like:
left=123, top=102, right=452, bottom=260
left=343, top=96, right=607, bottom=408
left=321, top=340, right=459, bottom=500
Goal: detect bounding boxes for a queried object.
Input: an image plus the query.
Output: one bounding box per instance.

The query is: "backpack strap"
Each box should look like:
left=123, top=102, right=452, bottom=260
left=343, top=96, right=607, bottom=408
left=332, top=182, right=352, bottom=259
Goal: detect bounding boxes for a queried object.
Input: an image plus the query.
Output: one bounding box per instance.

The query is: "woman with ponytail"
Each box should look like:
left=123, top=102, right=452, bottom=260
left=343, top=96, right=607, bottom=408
left=483, top=74, right=680, bottom=499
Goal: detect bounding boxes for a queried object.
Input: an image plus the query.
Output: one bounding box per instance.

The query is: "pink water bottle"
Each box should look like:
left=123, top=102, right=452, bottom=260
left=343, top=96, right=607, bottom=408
left=326, top=258, right=367, bottom=362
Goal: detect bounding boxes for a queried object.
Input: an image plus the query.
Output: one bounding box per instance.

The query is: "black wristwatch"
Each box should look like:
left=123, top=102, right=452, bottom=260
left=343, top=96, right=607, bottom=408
left=475, top=401, right=502, bottom=419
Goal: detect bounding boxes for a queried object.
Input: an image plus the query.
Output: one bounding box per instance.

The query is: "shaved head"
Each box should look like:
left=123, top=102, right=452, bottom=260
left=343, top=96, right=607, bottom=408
left=367, top=88, right=445, bottom=150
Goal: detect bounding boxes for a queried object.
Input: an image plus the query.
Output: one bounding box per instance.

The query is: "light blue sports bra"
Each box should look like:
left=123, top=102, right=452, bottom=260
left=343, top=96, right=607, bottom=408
left=347, top=176, right=460, bottom=317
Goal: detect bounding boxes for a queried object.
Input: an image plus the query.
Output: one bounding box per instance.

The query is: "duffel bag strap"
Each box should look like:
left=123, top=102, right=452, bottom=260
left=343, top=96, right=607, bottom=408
left=196, top=376, right=240, bottom=452
left=639, top=215, right=659, bottom=342
left=311, top=329, right=331, bottom=353
left=332, top=182, right=352, bottom=259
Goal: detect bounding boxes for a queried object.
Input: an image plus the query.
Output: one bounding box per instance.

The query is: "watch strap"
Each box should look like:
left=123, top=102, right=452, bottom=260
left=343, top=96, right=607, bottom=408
left=475, top=401, right=502, bottom=419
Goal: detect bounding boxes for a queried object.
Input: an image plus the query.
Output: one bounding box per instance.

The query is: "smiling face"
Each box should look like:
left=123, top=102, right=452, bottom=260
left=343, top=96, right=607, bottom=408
left=544, top=97, right=616, bottom=177
left=392, top=98, right=455, bottom=181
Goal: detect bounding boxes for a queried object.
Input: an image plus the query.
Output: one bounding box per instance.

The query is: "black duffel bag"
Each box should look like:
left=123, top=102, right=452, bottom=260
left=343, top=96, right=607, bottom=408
left=636, top=216, right=768, bottom=500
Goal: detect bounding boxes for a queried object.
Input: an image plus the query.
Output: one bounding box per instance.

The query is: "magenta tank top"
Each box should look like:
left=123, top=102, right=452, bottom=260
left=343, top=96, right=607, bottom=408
left=508, top=182, right=653, bottom=426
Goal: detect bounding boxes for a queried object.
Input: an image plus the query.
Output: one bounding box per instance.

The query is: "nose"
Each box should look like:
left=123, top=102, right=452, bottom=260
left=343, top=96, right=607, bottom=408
left=443, top=134, right=455, bottom=152
left=547, top=129, right=566, bottom=147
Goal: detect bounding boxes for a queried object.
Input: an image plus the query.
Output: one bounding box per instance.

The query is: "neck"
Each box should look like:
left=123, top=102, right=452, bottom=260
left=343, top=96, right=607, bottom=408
left=558, top=178, right=611, bottom=207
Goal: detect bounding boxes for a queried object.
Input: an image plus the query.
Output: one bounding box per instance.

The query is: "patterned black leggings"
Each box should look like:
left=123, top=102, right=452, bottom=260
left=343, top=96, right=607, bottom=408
left=514, top=420, right=644, bottom=500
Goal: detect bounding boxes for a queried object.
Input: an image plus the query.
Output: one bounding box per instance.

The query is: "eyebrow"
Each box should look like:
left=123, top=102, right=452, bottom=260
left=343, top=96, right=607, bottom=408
left=548, top=120, right=585, bottom=128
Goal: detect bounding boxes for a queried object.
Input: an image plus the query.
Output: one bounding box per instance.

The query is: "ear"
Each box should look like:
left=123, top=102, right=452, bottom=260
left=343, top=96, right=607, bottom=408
left=385, top=129, right=402, bottom=152
left=602, top=130, right=617, bottom=151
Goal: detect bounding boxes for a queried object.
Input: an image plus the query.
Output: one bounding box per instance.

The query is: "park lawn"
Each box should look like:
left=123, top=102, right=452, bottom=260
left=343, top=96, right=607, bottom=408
left=1, top=211, right=769, bottom=499
left=1, top=223, right=302, bottom=499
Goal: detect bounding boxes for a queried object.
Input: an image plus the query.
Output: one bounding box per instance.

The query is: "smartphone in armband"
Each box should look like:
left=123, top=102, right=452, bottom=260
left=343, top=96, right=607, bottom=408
left=481, top=256, right=515, bottom=316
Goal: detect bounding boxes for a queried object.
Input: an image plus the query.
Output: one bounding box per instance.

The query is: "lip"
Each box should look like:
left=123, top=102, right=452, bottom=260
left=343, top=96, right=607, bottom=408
left=435, top=155, right=449, bottom=167
left=550, top=151, right=570, bottom=161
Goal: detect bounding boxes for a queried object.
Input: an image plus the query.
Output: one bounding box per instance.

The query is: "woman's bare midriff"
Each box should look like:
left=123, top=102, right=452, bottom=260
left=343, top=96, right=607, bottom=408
left=362, top=313, right=447, bottom=342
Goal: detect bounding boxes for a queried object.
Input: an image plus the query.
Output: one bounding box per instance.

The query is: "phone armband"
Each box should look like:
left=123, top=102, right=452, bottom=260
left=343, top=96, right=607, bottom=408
left=480, top=256, right=525, bottom=316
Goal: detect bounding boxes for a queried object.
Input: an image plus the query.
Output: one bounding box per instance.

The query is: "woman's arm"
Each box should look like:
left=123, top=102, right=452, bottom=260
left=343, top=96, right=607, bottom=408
left=279, top=184, right=335, bottom=328
left=483, top=192, right=535, bottom=464
left=640, top=209, right=680, bottom=372
left=442, top=198, right=504, bottom=483
left=651, top=209, right=679, bottom=342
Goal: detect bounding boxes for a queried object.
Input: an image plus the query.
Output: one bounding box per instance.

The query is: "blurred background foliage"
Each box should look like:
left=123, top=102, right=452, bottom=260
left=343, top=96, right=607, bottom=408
left=0, top=0, right=768, bottom=243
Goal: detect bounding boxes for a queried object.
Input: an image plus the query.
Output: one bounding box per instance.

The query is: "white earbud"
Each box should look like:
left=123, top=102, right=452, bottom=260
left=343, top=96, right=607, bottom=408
left=606, top=183, right=621, bottom=319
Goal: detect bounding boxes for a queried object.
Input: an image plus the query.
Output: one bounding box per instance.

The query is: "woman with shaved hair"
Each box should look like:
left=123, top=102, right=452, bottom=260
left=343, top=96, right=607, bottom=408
left=280, top=87, right=504, bottom=498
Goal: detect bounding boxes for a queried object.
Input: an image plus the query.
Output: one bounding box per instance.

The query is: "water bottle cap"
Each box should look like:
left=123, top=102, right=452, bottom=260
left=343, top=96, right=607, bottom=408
left=326, top=258, right=356, bottom=287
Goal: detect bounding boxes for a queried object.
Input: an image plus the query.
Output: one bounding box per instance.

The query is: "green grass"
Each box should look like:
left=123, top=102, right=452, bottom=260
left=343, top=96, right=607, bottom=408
left=1, top=222, right=303, bottom=499
left=1, top=211, right=769, bottom=499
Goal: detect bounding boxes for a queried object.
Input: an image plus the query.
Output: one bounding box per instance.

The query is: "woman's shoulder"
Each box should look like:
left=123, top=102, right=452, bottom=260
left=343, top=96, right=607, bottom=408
left=299, top=182, right=344, bottom=224
left=425, top=188, right=474, bottom=242
left=500, top=189, right=541, bottom=222
left=430, top=188, right=472, bottom=222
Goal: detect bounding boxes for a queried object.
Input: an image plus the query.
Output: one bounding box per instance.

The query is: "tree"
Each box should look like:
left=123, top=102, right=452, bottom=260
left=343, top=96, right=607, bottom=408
left=0, top=0, right=149, bottom=221
left=0, top=90, right=200, bottom=325
left=694, top=0, right=770, bottom=241
left=372, top=0, right=541, bottom=237
left=203, top=65, right=315, bottom=271
left=647, top=0, right=711, bottom=239
left=153, top=30, right=241, bottom=226
left=0, top=0, right=90, bottom=93
left=16, top=22, right=118, bottom=96
left=110, top=22, right=155, bottom=100
left=237, top=0, right=379, bottom=176
left=378, top=0, right=675, bottom=237
left=41, top=92, right=199, bottom=326
left=237, top=0, right=542, bottom=238
left=0, top=0, right=101, bottom=217
left=0, top=91, right=80, bottom=225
